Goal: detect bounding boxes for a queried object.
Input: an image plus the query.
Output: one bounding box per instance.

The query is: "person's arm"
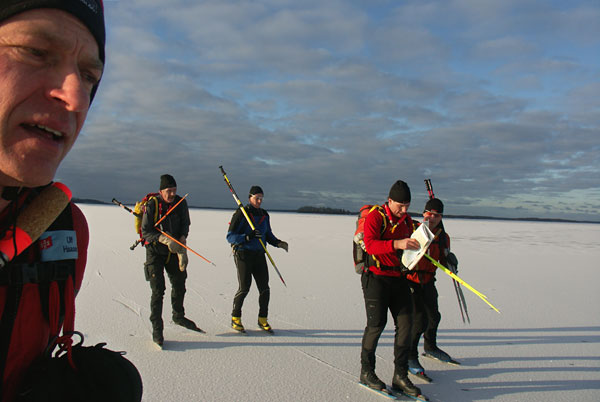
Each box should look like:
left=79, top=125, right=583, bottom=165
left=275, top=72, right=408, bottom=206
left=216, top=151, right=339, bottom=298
left=363, top=210, right=394, bottom=256
left=226, top=208, right=247, bottom=245
left=179, top=197, right=190, bottom=240
left=264, top=212, right=281, bottom=246
left=364, top=210, right=418, bottom=256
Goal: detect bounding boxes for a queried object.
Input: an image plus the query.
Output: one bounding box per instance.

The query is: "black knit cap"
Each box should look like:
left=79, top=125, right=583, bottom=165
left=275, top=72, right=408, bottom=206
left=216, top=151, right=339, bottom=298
left=424, top=198, right=444, bottom=214
left=249, top=186, right=263, bottom=197
left=388, top=180, right=411, bottom=203
left=0, top=0, right=106, bottom=101
left=159, top=174, right=177, bottom=190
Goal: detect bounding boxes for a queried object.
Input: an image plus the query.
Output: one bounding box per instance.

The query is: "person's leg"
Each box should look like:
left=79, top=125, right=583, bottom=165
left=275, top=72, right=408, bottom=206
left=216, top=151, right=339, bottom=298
left=231, top=251, right=253, bottom=330
left=253, top=254, right=270, bottom=319
left=146, top=247, right=167, bottom=344
left=390, top=278, right=421, bottom=397
left=165, top=254, right=187, bottom=321
left=423, top=283, right=442, bottom=351
left=408, top=283, right=427, bottom=361
left=359, top=272, right=388, bottom=390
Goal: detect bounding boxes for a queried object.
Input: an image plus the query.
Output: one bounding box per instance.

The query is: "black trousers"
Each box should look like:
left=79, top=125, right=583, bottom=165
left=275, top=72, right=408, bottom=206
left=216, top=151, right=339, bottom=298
left=409, top=281, right=441, bottom=359
left=145, top=243, right=187, bottom=331
left=360, top=271, right=413, bottom=375
left=232, top=249, right=270, bottom=318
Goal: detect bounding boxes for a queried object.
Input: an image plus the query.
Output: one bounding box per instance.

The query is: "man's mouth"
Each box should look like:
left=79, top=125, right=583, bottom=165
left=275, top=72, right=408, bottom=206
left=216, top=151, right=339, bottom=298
left=24, top=124, right=64, bottom=140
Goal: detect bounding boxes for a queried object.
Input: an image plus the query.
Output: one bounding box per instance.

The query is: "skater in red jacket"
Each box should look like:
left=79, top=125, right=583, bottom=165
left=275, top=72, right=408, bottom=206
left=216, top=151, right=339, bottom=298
left=0, top=2, right=105, bottom=400
left=406, top=198, right=457, bottom=381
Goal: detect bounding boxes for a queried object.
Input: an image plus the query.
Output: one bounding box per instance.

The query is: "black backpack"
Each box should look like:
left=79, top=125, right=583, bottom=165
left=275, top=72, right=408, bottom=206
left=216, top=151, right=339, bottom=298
left=17, top=333, right=143, bottom=402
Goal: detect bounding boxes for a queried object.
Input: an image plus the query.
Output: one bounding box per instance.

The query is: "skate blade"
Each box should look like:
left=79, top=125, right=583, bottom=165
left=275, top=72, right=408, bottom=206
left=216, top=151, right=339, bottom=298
left=409, top=371, right=433, bottom=383
left=422, top=352, right=460, bottom=366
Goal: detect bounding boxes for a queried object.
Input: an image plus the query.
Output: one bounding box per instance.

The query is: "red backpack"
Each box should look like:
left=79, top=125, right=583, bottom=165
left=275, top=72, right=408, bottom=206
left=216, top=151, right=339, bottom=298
left=352, top=205, right=387, bottom=274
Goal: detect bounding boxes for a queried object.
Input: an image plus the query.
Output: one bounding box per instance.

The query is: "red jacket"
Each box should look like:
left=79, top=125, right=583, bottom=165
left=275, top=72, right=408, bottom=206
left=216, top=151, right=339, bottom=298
left=363, top=203, right=414, bottom=277
left=406, top=224, right=450, bottom=284
left=0, top=193, right=88, bottom=402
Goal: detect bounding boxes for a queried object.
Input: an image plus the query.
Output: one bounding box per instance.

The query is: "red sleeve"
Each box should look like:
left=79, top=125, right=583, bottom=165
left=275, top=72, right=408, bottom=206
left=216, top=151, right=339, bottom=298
left=363, top=209, right=394, bottom=256
left=71, top=203, right=88, bottom=293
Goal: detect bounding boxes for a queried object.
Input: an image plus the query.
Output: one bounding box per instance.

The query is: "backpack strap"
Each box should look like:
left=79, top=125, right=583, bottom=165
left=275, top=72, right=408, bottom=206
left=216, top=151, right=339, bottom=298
left=151, top=196, right=175, bottom=263
left=370, top=205, right=387, bottom=234
left=149, top=196, right=160, bottom=225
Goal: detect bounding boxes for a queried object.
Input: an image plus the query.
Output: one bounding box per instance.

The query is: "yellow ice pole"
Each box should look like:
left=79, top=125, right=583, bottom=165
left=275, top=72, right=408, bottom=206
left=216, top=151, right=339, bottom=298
left=423, top=253, right=500, bottom=313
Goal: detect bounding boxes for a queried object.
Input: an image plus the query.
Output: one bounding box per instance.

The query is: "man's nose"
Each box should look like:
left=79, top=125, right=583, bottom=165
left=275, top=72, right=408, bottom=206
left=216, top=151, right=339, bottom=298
left=48, top=70, right=90, bottom=112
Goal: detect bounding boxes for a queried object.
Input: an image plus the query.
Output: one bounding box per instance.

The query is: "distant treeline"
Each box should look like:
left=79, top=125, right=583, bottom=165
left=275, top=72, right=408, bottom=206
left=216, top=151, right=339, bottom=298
left=73, top=199, right=599, bottom=224
left=296, top=206, right=352, bottom=215
left=73, top=198, right=109, bottom=205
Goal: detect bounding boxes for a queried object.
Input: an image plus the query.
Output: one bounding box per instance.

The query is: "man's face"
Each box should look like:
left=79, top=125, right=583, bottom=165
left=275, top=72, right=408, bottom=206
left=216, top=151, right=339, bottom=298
left=160, top=187, right=177, bottom=204
left=388, top=198, right=410, bottom=218
left=0, top=9, right=103, bottom=188
left=249, top=193, right=263, bottom=209
left=423, top=209, right=442, bottom=228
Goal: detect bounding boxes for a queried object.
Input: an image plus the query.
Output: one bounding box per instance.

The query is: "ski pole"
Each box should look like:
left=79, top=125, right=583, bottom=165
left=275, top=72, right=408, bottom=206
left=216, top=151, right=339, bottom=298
left=156, top=228, right=216, bottom=266
left=219, top=166, right=287, bottom=287
left=447, top=260, right=470, bottom=323
left=112, top=198, right=143, bottom=250
left=424, top=178, right=435, bottom=199
left=153, top=194, right=216, bottom=265
left=112, top=198, right=141, bottom=217
left=453, top=278, right=470, bottom=323
left=154, top=193, right=188, bottom=227
left=452, top=277, right=466, bottom=323
left=112, top=195, right=194, bottom=254
left=130, top=239, right=142, bottom=250
left=452, top=279, right=469, bottom=323
left=113, top=194, right=188, bottom=226
left=423, top=253, right=500, bottom=313
left=456, top=281, right=471, bottom=323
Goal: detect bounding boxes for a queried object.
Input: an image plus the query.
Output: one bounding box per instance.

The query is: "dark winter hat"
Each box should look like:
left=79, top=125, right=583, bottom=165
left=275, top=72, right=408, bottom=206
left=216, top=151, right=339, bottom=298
left=424, top=198, right=444, bottom=214
left=0, top=0, right=106, bottom=101
left=249, top=185, right=264, bottom=197
left=159, top=174, right=177, bottom=190
left=388, top=180, right=411, bottom=203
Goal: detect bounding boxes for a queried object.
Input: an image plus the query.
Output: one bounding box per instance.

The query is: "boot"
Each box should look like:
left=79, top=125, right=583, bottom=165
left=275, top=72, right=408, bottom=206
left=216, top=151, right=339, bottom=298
left=258, top=316, right=273, bottom=333
left=231, top=316, right=245, bottom=332
left=408, top=359, right=432, bottom=382
left=152, top=327, right=164, bottom=347
left=391, top=373, right=421, bottom=397
left=359, top=369, right=385, bottom=391
left=424, top=346, right=452, bottom=362
left=173, top=316, right=202, bottom=332
left=408, top=359, right=425, bottom=375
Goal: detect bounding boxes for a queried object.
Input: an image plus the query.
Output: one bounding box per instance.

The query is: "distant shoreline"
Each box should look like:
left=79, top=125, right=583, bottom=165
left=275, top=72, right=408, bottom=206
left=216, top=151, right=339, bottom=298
left=74, top=198, right=600, bottom=225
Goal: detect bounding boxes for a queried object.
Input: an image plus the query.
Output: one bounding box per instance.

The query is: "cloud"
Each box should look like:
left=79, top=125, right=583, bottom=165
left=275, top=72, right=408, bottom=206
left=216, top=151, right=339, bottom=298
left=58, top=0, right=600, bottom=222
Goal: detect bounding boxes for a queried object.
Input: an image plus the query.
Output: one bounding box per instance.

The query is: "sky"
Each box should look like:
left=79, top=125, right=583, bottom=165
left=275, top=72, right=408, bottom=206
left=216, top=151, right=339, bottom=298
left=57, top=0, right=600, bottom=221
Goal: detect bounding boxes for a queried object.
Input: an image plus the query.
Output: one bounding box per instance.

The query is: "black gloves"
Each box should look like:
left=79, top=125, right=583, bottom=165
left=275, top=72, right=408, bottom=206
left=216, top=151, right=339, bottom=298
left=447, top=252, right=458, bottom=273
left=245, top=229, right=262, bottom=242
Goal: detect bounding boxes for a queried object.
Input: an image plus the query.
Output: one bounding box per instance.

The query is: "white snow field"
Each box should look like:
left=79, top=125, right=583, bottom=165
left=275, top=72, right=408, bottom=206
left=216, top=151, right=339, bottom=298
left=75, top=205, right=600, bottom=402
